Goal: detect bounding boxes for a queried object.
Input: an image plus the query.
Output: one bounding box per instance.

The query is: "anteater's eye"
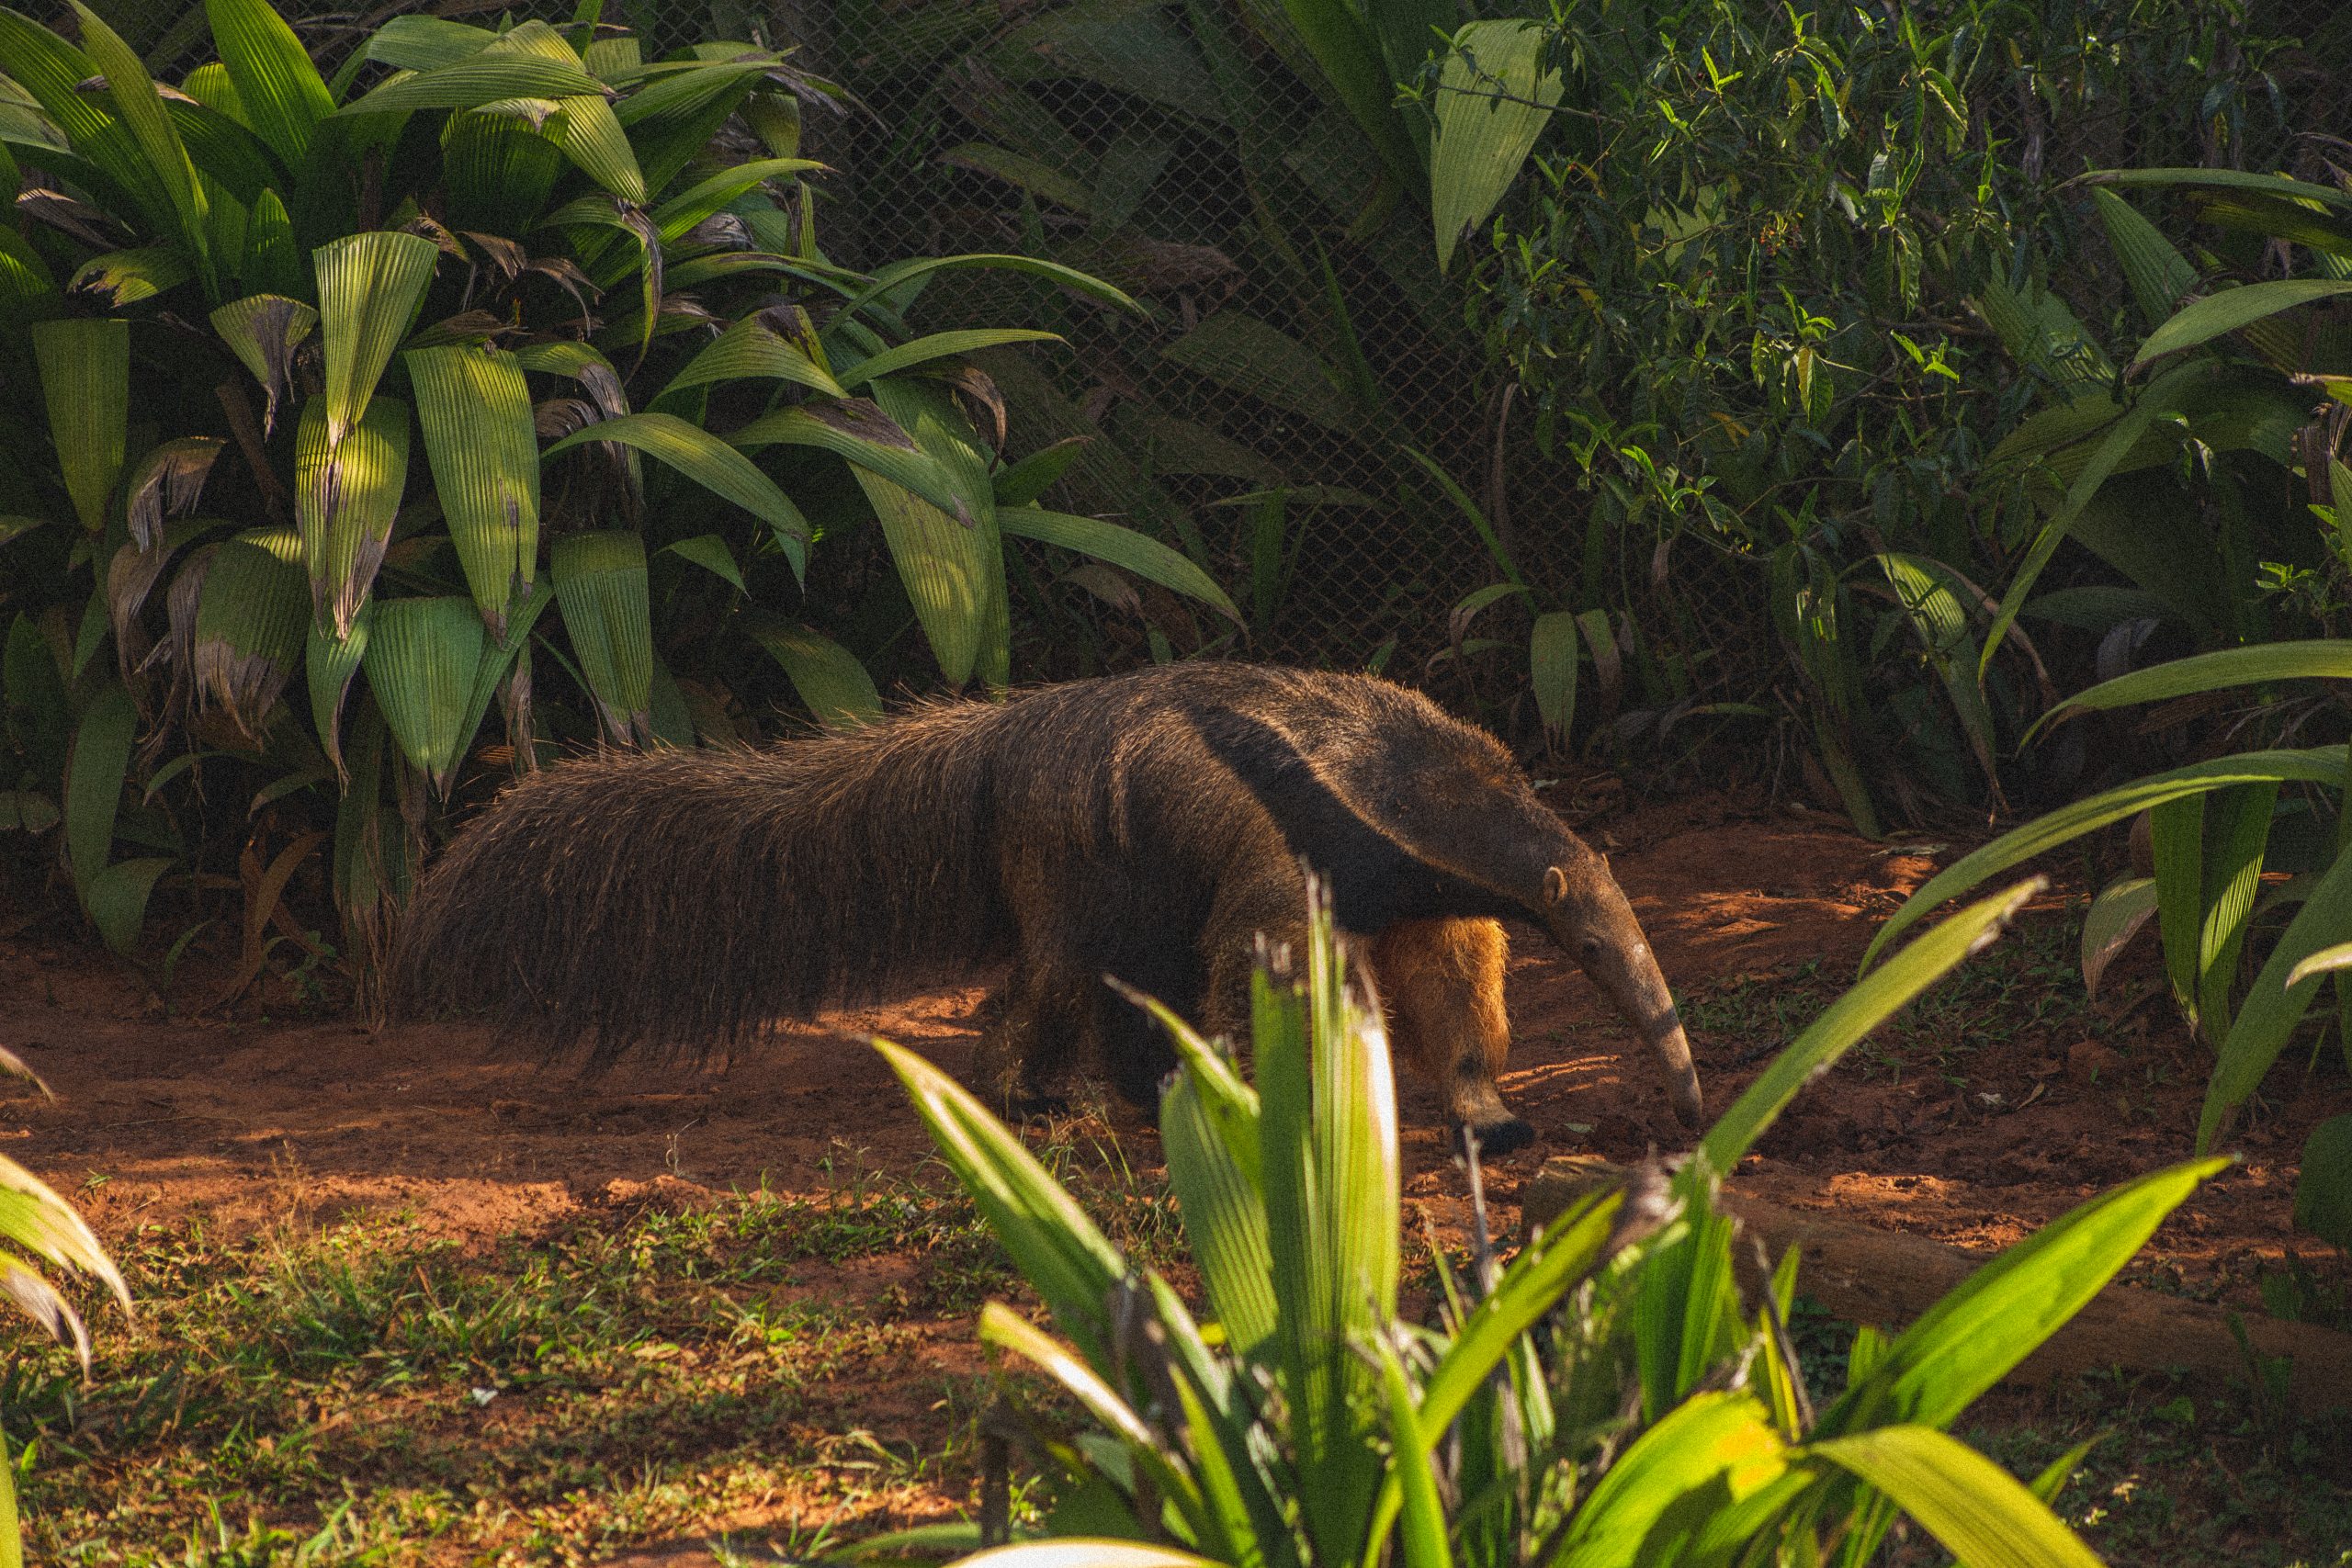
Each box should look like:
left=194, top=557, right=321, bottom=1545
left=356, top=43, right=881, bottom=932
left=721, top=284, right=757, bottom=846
left=1578, top=935, right=1604, bottom=960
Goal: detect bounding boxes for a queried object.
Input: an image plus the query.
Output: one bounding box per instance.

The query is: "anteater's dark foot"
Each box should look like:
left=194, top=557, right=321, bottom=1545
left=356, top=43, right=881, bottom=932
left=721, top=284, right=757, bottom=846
left=1453, top=1118, right=1536, bottom=1161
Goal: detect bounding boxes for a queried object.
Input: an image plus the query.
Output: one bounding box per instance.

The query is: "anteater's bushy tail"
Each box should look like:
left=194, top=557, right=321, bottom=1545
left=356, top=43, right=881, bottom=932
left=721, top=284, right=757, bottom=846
left=389, top=702, right=1016, bottom=1065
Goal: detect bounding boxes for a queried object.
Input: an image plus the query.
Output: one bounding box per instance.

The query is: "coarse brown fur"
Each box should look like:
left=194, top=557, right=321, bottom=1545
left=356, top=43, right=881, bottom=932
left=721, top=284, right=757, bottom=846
left=390, top=663, right=1704, bottom=1145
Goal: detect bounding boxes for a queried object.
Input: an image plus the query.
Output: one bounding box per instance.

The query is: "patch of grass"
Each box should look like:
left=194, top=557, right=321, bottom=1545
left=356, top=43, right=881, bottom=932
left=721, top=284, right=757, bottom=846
left=7, top=1141, right=1186, bottom=1567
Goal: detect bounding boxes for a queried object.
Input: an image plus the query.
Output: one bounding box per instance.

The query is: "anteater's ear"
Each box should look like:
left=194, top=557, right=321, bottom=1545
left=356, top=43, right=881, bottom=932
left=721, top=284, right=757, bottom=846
left=1544, top=864, right=1570, bottom=907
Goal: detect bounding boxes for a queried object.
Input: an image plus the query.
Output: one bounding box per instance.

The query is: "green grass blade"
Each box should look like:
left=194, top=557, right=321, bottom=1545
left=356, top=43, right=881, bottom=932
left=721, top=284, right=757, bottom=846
left=841, top=329, right=1062, bottom=389
left=29, top=318, right=128, bottom=534
left=293, top=394, right=409, bottom=638
left=2132, top=278, right=2352, bottom=367
left=1000, top=506, right=1240, bottom=623
left=405, top=345, right=540, bottom=633
left=1821, top=1158, right=2225, bottom=1437
left=550, top=530, right=652, bottom=745
left=1429, top=20, right=1557, bottom=272
left=543, top=412, right=809, bottom=579
left=206, top=0, right=334, bottom=163
left=1712, top=883, right=2041, bottom=1173
left=359, top=596, right=486, bottom=794
left=749, top=621, right=880, bottom=729
left=2200, top=844, right=2352, bottom=1151
left=314, top=230, right=438, bottom=446
left=873, top=1039, right=1125, bottom=1367
left=62, top=682, right=136, bottom=919
left=1806, top=1426, right=2100, bottom=1568
left=1862, top=749, right=2350, bottom=969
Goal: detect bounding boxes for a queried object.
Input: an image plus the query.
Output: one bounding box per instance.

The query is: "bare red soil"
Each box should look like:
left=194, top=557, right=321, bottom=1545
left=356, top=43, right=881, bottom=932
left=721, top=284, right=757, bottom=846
left=3, top=792, right=2340, bottom=1306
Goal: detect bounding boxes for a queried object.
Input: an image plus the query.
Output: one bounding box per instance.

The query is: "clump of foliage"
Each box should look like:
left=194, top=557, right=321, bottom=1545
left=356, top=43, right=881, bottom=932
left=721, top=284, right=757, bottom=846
left=0, top=0, right=1232, bottom=968
left=1460, top=0, right=2315, bottom=818
left=881, top=877, right=2223, bottom=1565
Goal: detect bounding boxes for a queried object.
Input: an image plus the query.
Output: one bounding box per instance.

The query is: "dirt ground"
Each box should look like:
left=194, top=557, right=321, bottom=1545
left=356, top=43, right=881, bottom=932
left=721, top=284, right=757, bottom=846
left=2, top=791, right=2348, bottom=1559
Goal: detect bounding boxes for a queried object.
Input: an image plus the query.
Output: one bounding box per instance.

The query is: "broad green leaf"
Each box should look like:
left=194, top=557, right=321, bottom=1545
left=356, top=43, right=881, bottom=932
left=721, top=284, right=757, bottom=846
left=207, top=0, right=334, bottom=162
left=873, top=1037, right=1125, bottom=1367
left=542, top=412, right=809, bottom=578
left=2294, top=1115, right=2352, bottom=1251
left=2092, top=187, right=2199, bottom=331
left=1551, top=1392, right=1790, bottom=1567
left=650, top=154, right=823, bottom=243
left=405, top=345, right=540, bottom=632
left=334, top=55, right=603, bottom=117
left=2030, top=641, right=2352, bottom=740
left=2150, top=795, right=2206, bottom=1022
left=70, top=246, right=191, bottom=305
left=1262, top=0, right=1422, bottom=197
left=29, top=318, right=128, bottom=534
left=661, top=535, right=744, bottom=594
left=85, top=855, right=170, bottom=956
left=840, top=329, right=1062, bottom=388
left=1417, top=1186, right=1619, bottom=1437
left=307, top=607, right=368, bottom=781
left=1878, top=553, right=1997, bottom=785
left=2286, top=941, right=2352, bottom=988
left=2195, top=783, right=2278, bottom=1038
left=993, top=436, right=1091, bottom=507
left=1808, top=1426, right=2100, bottom=1568
left=1531, top=609, right=1578, bottom=739
left=946, top=1540, right=1223, bottom=1567
left=547, top=92, right=645, bottom=204
left=359, top=595, right=485, bottom=793
left=1823, top=1159, right=2224, bottom=1436
left=2132, top=279, right=2352, bottom=367
left=550, top=529, right=652, bottom=745
left=1863, top=749, right=2350, bottom=968
left=854, top=378, right=1003, bottom=688
left=2096, top=165, right=2352, bottom=214
left=293, top=394, right=409, bottom=638
left=727, top=402, right=971, bottom=525
left=362, top=15, right=497, bottom=70
left=750, top=621, right=880, bottom=728
left=1430, top=21, right=1558, bottom=272
left=194, top=533, right=307, bottom=739
left=2080, top=875, right=2157, bottom=998
left=661, top=319, right=846, bottom=400
left=1162, top=311, right=1363, bottom=434
left=72, top=5, right=214, bottom=299
left=1001, top=506, right=1240, bottom=623
left=849, top=253, right=1139, bottom=318
left=1713, top=882, right=2042, bottom=1173
left=211, top=294, right=319, bottom=430
left=62, top=682, right=135, bottom=915
left=1375, top=1339, right=1452, bottom=1568
left=2200, top=846, right=2352, bottom=1150
left=1159, top=1066, right=1277, bottom=1361
left=314, top=230, right=438, bottom=445
left=1976, top=272, right=2111, bottom=389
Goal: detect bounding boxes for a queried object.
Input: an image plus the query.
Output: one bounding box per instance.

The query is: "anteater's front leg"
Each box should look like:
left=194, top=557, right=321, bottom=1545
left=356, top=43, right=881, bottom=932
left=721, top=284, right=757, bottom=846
left=1364, top=918, right=1535, bottom=1157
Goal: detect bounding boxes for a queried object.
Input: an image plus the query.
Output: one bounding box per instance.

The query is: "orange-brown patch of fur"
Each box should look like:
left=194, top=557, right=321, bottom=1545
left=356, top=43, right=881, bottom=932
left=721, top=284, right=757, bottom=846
left=1367, top=917, right=1510, bottom=1089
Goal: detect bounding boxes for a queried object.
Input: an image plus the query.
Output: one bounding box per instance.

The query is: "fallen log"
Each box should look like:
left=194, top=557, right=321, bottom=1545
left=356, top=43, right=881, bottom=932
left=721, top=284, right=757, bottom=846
left=1521, top=1155, right=2352, bottom=1416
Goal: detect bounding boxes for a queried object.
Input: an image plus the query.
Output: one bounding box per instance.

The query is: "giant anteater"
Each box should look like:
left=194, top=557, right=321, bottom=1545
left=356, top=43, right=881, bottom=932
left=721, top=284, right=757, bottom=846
left=390, top=662, right=1704, bottom=1151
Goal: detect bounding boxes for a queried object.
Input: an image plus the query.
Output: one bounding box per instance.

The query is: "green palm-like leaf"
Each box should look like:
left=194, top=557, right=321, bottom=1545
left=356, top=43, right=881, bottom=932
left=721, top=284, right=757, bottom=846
left=840, top=329, right=1062, bottom=389
left=1807, top=1427, right=2101, bottom=1568
left=541, top=412, right=809, bottom=577
left=313, top=230, right=438, bottom=445
left=550, top=529, right=652, bottom=745
left=850, top=253, right=1140, bottom=318
left=650, top=155, right=823, bottom=243
left=1430, top=20, right=1559, bottom=272
left=2030, top=641, right=2352, bottom=740
left=193, top=532, right=307, bottom=739
left=2200, top=847, right=2352, bottom=1151
left=853, top=378, right=1004, bottom=688
left=62, top=682, right=136, bottom=924
left=1821, top=1158, right=2223, bottom=1437
left=406, top=345, right=540, bottom=632
left=1000, top=507, right=1240, bottom=623
left=749, top=621, right=880, bottom=729
left=2080, top=875, right=2157, bottom=998
left=2132, top=278, right=2352, bottom=367
left=334, top=56, right=605, bottom=118
left=1531, top=609, right=1578, bottom=740
left=29, top=317, right=128, bottom=534
left=1159, top=1060, right=1278, bottom=1360
left=307, top=606, right=368, bottom=782
left=359, top=595, right=485, bottom=793
left=2091, top=187, right=2199, bottom=331
left=871, top=1037, right=1126, bottom=1370
left=71, top=5, right=214, bottom=299
left=728, top=402, right=972, bottom=525
left=206, top=0, right=334, bottom=163
left=1863, top=750, right=2351, bottom=968
left=661, top=318, right=846, bottom=400
left=1551, top=1392, right=1792, bottom=1567
left=293, top=394, right=409, bottom=637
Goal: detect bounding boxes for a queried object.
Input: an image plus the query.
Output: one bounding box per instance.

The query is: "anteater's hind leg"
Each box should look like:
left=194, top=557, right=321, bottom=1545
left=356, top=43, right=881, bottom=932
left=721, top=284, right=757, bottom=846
left=1367, top=918, right=1534, bottom=1157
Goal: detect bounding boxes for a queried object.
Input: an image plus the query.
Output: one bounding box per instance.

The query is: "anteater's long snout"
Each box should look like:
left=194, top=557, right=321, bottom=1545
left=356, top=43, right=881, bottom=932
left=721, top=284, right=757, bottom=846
left=1546, top=861, right=1706, bottom=1131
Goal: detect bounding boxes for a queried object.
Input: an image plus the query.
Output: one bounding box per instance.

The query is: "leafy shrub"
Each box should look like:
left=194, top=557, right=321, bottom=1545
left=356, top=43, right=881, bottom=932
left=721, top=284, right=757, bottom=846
left=0, top=0, right=1231, bottom=965
left=879, top=878, right=2220, bottom=1565
left=1461, top=0, right=2313, bottom=818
